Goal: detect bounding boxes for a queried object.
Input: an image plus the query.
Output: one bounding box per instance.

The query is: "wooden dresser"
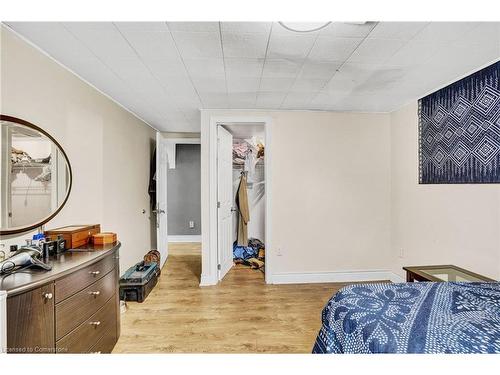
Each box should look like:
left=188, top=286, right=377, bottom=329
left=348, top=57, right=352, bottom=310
left=0, top=242, right=121, bottom=354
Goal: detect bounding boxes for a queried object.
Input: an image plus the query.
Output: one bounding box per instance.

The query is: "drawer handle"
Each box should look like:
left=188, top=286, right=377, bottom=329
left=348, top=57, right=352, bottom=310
left=89, top=321, right=101, bottom=326
left=89, top=271, right=101, bottom=276
left=89, top=291, right=101, bottom=297
left=43, top=292, right=53, bottom=300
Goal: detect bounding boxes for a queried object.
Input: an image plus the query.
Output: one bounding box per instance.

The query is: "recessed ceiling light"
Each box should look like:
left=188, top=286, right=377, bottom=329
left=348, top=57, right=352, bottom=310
left=278, top=22, right=332, bottom=33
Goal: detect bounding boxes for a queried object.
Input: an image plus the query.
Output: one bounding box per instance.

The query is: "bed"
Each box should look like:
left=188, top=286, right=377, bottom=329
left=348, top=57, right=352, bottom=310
left=312, top=281, right=500, bottom=354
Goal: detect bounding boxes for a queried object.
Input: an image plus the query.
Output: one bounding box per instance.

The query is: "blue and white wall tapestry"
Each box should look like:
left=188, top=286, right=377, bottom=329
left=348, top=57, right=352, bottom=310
left=419, top=61, right=500, bottom=184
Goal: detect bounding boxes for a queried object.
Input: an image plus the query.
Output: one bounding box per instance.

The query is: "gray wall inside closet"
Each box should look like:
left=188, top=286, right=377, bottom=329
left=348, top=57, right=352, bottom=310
left=167, top=144, right=201, bottom=236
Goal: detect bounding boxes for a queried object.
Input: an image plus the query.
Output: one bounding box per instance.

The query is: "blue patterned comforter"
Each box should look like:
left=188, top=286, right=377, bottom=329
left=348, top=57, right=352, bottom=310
left=312, top=282, right=500, bottom=354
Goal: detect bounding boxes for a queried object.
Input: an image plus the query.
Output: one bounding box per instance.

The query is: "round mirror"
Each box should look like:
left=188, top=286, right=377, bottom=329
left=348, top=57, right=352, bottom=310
left=1, top=115, right=72, bottom=235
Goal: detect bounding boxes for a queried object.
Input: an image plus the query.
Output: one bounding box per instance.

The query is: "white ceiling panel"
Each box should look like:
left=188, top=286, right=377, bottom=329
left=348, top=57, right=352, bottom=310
left=412, top=22, right=476, bottom=43
left=228, top=93, right=257, bottom=108
left=348, top=38, right=407, bottom=64
left=320, top=22, right=377, bottom=38
left=184, top=58, right=225, bottom=78
left=256, top=92, right=287, bottom=108
left=221, top=22, right=272, bottom=34
left=368, top=22, right=428, bottom=40
left=117, top=28, right=178, bottom=60
left=227, top=77, right=261, bottom=93
left=221, top=32, right=269, bottom=58
left=191, top=77, right=227, bottom=93
left=259, top=77, right=296, bottom=92
left=262, top=59, right=303, bottom=78
left=171, top=31, right=222, bottom=59
left=308, top=37, right=363, bottom=62
left=224, top=58, right=264, bottom=78
left=298, top=61, right=341, bottom=79
left=5, top=21, right=499, bottom=131
left=167, top=22, right=219, bottom=32
left=291, top=78, right=329, bottom=92
left=267, top=33, right=317, bottom=59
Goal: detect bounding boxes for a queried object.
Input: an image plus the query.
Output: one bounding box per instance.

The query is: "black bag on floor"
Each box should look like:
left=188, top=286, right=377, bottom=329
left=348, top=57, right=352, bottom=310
left=119, top=261, right=161, bottom=303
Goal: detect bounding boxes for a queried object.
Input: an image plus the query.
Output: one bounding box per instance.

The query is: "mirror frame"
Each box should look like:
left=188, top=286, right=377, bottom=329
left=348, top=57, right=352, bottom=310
left=0, top=114, right=73, bottom=235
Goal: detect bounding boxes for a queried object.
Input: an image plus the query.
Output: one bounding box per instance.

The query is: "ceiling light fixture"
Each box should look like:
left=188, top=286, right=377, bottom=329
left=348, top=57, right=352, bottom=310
left=278, top=22, right=332, bottom=33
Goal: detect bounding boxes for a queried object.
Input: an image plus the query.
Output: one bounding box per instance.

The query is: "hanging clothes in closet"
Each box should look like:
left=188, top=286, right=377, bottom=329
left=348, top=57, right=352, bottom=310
left=236, top=172, right=250, bottom=246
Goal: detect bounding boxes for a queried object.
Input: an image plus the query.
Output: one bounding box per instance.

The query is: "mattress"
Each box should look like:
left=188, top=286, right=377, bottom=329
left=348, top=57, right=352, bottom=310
left=312, top=281, right=500, bottom=354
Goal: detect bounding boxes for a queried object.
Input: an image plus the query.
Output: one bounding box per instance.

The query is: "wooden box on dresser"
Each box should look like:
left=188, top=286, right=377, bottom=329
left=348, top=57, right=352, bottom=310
left=1, top=242, right=121, bottom=354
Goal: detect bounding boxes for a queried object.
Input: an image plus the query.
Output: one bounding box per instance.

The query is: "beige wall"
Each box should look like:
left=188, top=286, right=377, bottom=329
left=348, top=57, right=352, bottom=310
left=201, top=110, right=392, bottom=283
left=0, top=27, right=156, bottom=272
left=390, top=102, right=500, bottom=280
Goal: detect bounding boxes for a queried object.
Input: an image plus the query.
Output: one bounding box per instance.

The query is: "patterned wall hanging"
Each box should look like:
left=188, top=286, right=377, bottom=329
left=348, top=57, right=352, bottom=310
left=419, top=61, right=500, bottom=184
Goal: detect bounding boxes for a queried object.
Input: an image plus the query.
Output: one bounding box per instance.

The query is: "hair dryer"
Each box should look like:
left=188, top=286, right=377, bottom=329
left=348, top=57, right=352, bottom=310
left=0, top=246, right=52, bottom=274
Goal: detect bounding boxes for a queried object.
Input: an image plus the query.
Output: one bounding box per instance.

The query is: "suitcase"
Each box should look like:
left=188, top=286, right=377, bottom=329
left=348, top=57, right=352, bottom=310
left=119, top=261, right=161, bottom=303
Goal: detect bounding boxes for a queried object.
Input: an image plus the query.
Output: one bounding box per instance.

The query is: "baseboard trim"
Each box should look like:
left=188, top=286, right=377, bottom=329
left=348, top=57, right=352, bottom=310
left=271, top=270, right=405, bottom=285
left=168, top=235, right=201, bottom=243
left=199, top=274, right=217, bottom=287
left=388, top=272, right=405, bottom=283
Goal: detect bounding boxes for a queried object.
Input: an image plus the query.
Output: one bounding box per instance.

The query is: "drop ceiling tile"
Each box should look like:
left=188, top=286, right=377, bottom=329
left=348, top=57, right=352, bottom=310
left=320, top=22, right=378, bottom=38
left=184, top=58, right=226, bottom=78
left=412, top=22, right=477, bottom=43
left=63, top=22, right=137, bottom=62
left=222, top=32, right=269, bottom=58
left=228, top=92, right=257, bottom=108
left=267, top=33, right=317, bottom=59
left=221, top=22, right=272, bottom=34
left=161, top=77, right=198, bottom=96
left=227, top=77, right=261, bottom=93
left=224, top=58, right=264, bottom=78
left=259, top=77, right=295, bottom=92
left=145, top=58, right=190, bottom=81
left=199, top=93, right=229, bottom=108
left=117, top=29, right=178, bottom=60
left=368, top=22, right=429, bottom=40
left=256, top=92, right=287, bottom=108
left=171, top=31, right=222, bottom=59
left=385, top=40, right=443, bottom=66
left=281, top=91, right=317, bottom=108
left=291, top=78, right=329, bottom=92
left=181, top=109, right=201, bottom=121
left=192, top=77, right=227, bottom=93
left=262, top=59, right=302, bottom=78
left=308, top=37, right=363, bottom=62
left=114, top=22, right=168, bottom=32
left=271, top=22, right=324, bottom=36
left=167, top=22, right=219, bottom=32
left=348, top=38, right=406, bottom=64
left=298, top=61, right=341, bottom=79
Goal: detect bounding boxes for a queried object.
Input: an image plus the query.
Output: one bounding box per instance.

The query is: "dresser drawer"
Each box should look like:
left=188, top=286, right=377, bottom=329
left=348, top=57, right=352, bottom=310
left=87, top=325, right=118, bottom=354
left=56, top=295, right=116, bottom=354
left=55, top=253, right=115, bottom=303
left=56, top=270, right=116, bottom=340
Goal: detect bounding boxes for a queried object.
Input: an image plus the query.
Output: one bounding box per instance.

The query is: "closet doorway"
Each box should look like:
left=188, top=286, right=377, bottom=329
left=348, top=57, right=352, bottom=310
left=215, top=121, right=270, bottom=283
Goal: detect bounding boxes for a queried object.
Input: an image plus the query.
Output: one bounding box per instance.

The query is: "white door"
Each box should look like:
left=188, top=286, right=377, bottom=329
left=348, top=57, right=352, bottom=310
left=217, top=125, right=233, bottom=280
left=156, top=132, right=168, bottom=269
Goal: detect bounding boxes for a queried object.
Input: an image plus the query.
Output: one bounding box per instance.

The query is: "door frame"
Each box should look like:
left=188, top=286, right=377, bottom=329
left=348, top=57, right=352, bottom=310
left=204, top=115, right=273, bottom=286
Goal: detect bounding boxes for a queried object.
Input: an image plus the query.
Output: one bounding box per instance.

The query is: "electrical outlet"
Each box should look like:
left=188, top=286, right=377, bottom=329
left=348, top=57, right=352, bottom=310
left=276, top=248, right=283, bottom=256
left=399, top=248, right=404, bottom=259
left=189, top=221, right=195, bottom=229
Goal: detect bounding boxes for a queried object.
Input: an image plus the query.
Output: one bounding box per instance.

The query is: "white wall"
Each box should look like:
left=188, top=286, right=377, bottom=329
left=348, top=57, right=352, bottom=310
left=0, top=27, right=156, bottom=272
left=201, top=110, right=392, bottom=284
left=390, top=102, right=500, bottom=280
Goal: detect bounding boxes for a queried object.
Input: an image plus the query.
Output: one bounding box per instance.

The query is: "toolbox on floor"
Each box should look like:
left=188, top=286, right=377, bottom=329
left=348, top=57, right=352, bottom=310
left=119, top=261, right=161, bottom=303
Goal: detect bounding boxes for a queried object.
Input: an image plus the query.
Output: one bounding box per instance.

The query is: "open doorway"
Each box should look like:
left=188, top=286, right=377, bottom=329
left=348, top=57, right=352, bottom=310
left=217, top=123, right=267, bottom=282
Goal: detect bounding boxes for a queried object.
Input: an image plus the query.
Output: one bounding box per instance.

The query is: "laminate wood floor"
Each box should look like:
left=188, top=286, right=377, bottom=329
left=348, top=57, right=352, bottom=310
left=113, top=243, right=362, bottom=353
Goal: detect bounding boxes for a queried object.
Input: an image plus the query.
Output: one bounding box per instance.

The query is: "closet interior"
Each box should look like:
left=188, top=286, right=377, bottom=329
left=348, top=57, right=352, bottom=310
left=225, top=124, right=266, bottom=275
